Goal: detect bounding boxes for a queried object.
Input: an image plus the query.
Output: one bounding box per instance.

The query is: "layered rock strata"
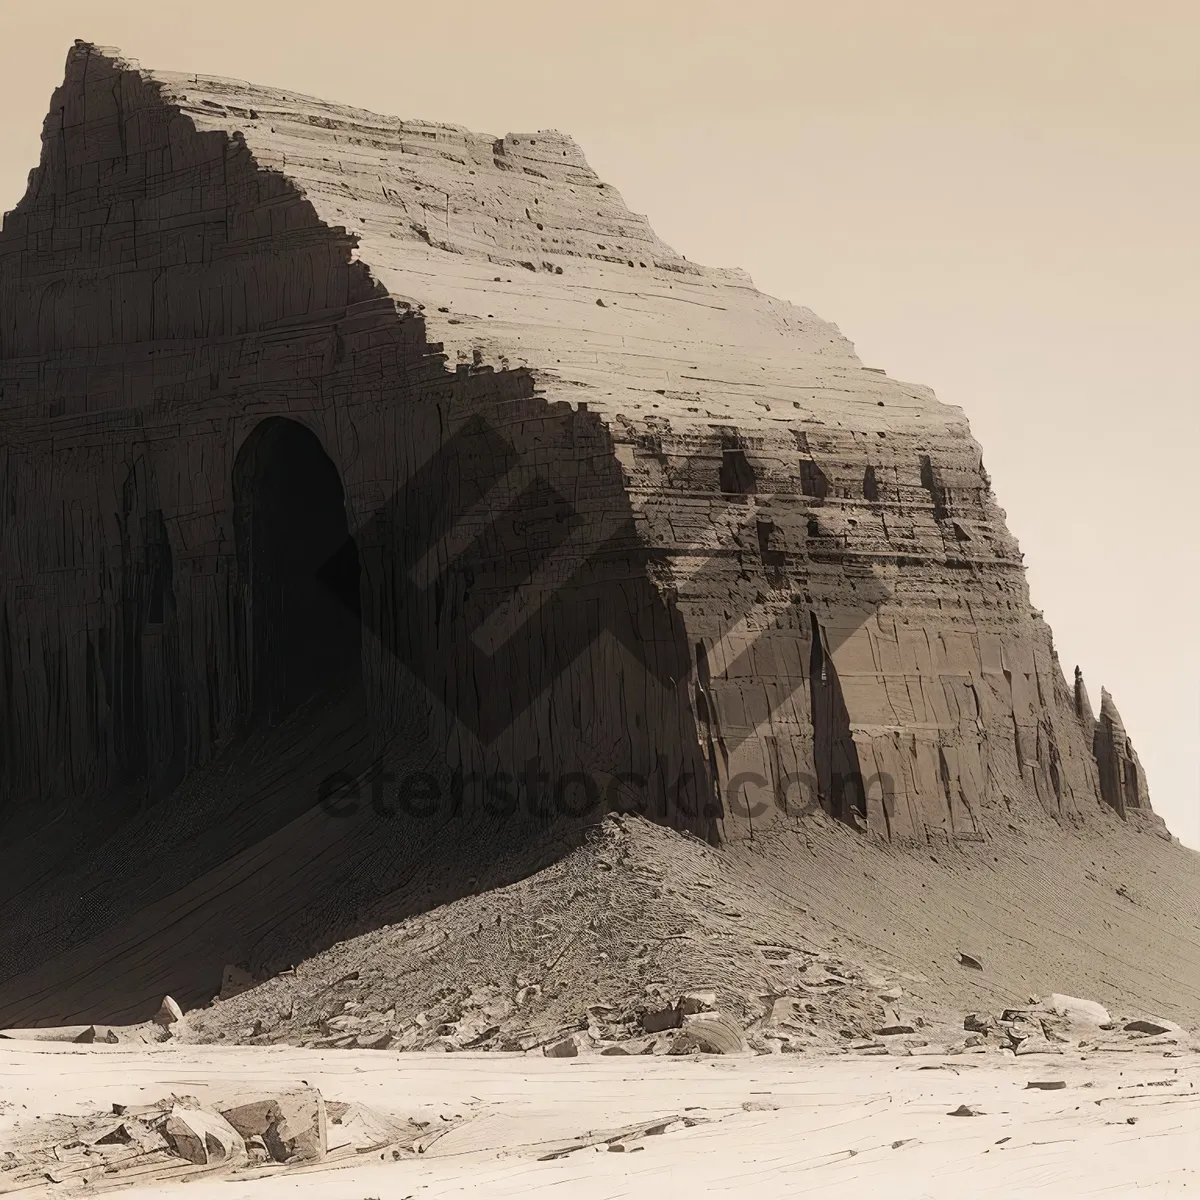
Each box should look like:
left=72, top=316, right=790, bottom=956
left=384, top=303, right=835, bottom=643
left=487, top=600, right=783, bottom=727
left=0, top=43, right=1158, bottom=1020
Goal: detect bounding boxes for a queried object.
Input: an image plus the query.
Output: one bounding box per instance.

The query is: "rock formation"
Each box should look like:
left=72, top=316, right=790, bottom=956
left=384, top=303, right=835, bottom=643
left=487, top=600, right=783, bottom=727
left=0, top=43, right=1163, bottom=1023
left=1092, top=686, right=1151, bottom=818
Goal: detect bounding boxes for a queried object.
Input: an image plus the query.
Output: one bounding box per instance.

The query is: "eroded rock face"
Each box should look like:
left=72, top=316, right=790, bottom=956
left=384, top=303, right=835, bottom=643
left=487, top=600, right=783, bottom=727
left=0, top=42, right=1156, bottom=1022
left=1092, top=688, right=1151, bottom=816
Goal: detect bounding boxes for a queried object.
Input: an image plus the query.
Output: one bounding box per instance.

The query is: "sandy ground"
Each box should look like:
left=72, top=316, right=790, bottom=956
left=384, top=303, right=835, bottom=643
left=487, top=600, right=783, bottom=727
left=2, top=1040, right=1196, bottom=1199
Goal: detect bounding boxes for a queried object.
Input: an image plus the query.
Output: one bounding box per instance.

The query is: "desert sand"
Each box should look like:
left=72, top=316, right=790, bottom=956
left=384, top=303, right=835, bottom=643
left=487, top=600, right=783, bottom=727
left=2, top=1038, right=1197, bottom=1199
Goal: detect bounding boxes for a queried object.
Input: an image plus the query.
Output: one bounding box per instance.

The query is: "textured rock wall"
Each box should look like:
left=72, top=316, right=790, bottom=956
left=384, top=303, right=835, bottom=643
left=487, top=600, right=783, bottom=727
left=146, top=50, right=1147, bottom=842
left=0, top=42, right=1161, bottom=1022
left=1, top=43, right=1155, bottom=848
left=0, top=45, right=713, bottom=845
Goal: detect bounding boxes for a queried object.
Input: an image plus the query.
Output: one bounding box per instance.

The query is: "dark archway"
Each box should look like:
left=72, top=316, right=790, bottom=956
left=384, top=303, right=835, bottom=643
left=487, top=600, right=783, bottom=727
left=234, top=418, right=362, bottom=722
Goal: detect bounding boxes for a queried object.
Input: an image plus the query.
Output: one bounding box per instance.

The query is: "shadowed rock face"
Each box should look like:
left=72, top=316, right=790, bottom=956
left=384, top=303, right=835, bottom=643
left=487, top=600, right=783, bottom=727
left=0, top=42, right=1159, bottom=1023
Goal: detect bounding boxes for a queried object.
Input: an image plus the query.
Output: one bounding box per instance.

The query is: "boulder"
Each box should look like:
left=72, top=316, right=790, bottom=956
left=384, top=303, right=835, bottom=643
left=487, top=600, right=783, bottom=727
left=216, top=1087, right=327, bottom=1163
left=543, top=1035, right=580, bottom=1058
left=998, top=1012, right=1043, bottom=1051
left=356, top=1030, right=394, bottom=1050
left=162, top=1106, right=247, bottom=1166
left=764, top=996, right=809, bottom=1029
left=876, top=1004, right=916, bottom=1035
left=245, top=1135, right=271, bottom=1164
left=93, top=1121, right=164, bottom=1152
left=94, top=1122, right=138, bottom=1146
left=1039, top=1015, right=1073, bottom=1044
left=153, top=996, right=183, bottom=1026
left=1038, top=994, right=1111, bottom=1025
left=643, top=1029, right=696, bottom=1055
left=681, top=1012, right=750, bottom=1055
left=1014, top=1038, right=1063, bottom=1056
left=678, top=990, right=718, bottom=1016
left=1002, top=1013, right=1064, bottom=1055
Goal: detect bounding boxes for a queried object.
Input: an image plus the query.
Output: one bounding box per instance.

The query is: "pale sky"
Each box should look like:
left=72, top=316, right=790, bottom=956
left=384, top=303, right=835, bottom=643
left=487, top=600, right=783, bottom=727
left=2, top=0, right=1196, bottom=846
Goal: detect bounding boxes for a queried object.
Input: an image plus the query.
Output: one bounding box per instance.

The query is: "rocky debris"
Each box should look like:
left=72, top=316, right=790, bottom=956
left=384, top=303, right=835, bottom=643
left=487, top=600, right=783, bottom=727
left=357, top=1030, right=394, bottom=1050
left=874, top=1002, right=919, bottom=1036
left=909, top=1041, right=961, bottom=1056
left=94, top=1121, right=141, bottom=1145
left=678, top=990, right=718, bottom=1016
left=93, top=1118, right=169, bottom=1157
left=219, top=965, right=257, bottom=1000
left=1039, top=994, right=1111, bottom=1026
left=996, top=1009, right=1065, bottom=1055
left=325, top=1102, right=408, bottom=1154
left=543, top=1036, right=581, bottom=1058
left=0, top=43, right=1179, bottom=1048
left=947, top=1104, right=981, bottom=1116
left=1014, top=1037, right=1063, bottom=1057
left=0, top=1010, right=204, bottom=1048
left=751, top=994, right=827, bottom=1053
left=1025, top=1080, right=1067, bottom=1090
left=638, top=986, right=721, bottom=1035
left=956, top=951, right=984, bottom=971
left=679, top=1012, right=751, bottom=1055
left=640, top=1001, right=682, bottom=1034
left=244, top=1135, right=271, bottom=1164
left=0, top=1024, right=96, bottom=1043
left=178, top=823, right=895, bottom=1059
left=163, top=1106, right=247, bottom=1166
left=168, top=819, right=1196, bottom=1060
left=848, top=1039, right=889, bottom=1055
left=947, top=996, right=1199, bottom=1058
left=216, top=1087, right=327, bottom=1163
left=0, top=1084, right=445, bottom=1191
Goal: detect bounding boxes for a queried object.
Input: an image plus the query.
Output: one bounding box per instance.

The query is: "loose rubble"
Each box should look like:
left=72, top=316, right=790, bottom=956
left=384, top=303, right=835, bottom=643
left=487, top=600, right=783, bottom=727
left=162, top=820, right=1197, bottom=1063
left=0, top=1084, right=455, bottom=1191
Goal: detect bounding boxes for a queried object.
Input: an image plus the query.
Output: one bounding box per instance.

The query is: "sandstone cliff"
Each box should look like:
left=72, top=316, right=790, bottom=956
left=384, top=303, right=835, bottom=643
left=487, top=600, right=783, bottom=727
left=0, top=43, right=1166, bottom=1024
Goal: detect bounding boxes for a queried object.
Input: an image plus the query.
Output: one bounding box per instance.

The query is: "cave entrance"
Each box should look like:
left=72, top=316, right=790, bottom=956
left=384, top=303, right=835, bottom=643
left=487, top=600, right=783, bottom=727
left=234, top=418, right=362, bottom=722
